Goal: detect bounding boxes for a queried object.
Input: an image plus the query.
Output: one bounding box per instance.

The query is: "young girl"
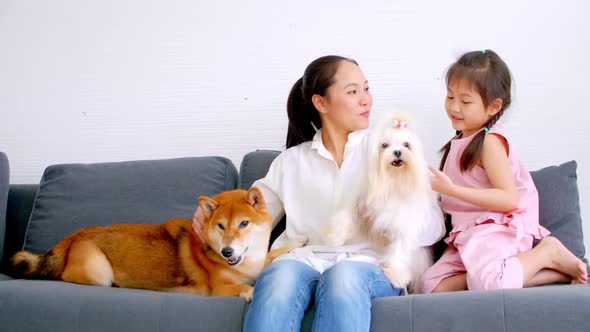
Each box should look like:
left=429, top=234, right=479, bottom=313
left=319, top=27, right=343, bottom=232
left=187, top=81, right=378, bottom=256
left=421, top=49, right=588, bottom=293
left=193, top=55, right=444, bottom=331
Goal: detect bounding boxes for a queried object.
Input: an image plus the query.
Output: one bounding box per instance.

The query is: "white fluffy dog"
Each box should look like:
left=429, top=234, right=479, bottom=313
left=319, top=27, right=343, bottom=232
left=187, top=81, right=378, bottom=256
left=324, top=113, right=444, bottom=293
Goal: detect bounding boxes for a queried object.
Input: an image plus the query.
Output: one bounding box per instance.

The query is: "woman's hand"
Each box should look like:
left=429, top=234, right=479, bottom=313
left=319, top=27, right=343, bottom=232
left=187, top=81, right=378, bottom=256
left=428, top=165, right=455, bottom=196
left=192, top=207, right=206, bottom=242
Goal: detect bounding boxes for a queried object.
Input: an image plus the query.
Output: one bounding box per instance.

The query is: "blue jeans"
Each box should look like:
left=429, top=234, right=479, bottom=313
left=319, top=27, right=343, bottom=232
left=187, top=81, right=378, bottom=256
left=243, top=259, right=402, bottom=332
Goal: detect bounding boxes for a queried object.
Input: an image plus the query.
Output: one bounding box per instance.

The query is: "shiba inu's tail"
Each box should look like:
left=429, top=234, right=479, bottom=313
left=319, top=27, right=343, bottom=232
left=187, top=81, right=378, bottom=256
left=11, top=248, right=66, bottom=280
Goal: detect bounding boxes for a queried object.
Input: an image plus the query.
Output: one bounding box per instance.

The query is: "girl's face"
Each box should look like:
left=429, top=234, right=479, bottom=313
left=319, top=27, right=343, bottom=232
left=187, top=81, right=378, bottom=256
left=445, top=79, right=498, bottom=137
left=316, top=61, right=372, bottom=133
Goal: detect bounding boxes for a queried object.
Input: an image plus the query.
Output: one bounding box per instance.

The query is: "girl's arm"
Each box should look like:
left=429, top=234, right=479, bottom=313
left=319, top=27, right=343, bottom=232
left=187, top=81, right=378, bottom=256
left=430, top=134, right=519, bottom=212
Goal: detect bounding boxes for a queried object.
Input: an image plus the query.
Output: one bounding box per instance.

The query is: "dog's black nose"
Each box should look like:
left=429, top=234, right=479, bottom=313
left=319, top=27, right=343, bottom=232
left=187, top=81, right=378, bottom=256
left=221, top=247, right=234, bottom=258
left=393, top=150, right=402, bottom=158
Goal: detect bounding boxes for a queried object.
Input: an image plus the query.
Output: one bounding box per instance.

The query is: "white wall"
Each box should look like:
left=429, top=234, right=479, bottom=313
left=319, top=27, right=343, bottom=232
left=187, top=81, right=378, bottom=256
left=1, top=1, right=589, bottom=249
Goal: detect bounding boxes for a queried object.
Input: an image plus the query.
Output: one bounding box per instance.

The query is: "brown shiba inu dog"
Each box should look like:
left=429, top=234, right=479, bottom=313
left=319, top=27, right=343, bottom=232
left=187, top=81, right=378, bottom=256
left=11, top=187, right=300, bottom=301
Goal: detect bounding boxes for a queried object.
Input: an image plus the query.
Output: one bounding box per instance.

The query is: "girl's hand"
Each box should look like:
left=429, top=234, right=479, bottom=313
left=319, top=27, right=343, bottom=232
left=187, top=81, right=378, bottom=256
left=428, top=165, right=455, bottom=196
left=192, top=207, right=206, bottom=243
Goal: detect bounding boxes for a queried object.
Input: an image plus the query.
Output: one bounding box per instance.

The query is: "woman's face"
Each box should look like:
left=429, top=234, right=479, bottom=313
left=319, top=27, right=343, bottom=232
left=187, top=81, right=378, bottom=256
left=317, top=61, right=373, bottom=133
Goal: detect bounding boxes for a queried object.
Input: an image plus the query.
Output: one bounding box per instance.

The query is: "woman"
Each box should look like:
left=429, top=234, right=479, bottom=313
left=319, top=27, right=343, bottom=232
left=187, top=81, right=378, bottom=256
left=193, top=55, right=444, bottom=332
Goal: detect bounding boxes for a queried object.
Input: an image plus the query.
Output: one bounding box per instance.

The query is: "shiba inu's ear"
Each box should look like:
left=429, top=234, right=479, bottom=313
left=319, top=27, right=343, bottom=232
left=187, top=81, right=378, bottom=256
left=246, top=187, right=266, bottom=210
left=199, top=196, right=219, bottom=218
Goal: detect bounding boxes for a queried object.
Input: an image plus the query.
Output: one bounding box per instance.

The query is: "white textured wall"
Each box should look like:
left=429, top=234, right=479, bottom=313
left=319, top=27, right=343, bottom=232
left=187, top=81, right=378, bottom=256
left=1, top=1, right=589, bottom=250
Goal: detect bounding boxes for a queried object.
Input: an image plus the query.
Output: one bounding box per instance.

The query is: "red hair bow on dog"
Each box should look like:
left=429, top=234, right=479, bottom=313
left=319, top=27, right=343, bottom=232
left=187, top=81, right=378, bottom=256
left=392, top=120, right=408, bottom=129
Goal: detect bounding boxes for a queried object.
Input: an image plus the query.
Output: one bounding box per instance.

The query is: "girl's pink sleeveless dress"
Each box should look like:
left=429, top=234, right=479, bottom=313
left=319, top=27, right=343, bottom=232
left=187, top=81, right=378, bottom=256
left=420, top=126, right=549, bottom=293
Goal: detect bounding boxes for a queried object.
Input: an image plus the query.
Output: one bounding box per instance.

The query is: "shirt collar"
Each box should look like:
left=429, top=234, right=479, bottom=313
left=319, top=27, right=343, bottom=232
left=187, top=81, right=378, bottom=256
left=311, top=128, right=367, bottom=161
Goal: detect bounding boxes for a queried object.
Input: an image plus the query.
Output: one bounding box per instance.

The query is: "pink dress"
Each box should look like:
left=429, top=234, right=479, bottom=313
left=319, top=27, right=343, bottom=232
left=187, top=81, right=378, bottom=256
left=420, top=126, right=549, bottom=293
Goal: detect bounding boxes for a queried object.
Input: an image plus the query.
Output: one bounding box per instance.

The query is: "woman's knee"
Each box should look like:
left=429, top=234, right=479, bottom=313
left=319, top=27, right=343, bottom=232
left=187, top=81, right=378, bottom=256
left=319, top=261, right=391, bottom=299
left=254, top=259, right=319, bottom=304
left=245, top=260, right=319, bottom=332
left=322, top=261, right=378, bottom=288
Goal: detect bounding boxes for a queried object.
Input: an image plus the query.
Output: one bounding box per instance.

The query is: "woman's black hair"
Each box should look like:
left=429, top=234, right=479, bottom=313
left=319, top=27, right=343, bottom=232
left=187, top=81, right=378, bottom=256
left=285, top=55, right=358, bottom=148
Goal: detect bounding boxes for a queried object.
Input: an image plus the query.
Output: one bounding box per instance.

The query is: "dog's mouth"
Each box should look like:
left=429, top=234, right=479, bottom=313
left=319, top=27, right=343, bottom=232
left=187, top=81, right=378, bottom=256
left=224, top=247, right=248, bottom=266
left=391, top=159, right=404, bottom=167
left=226, top=255, right=243, bottom=266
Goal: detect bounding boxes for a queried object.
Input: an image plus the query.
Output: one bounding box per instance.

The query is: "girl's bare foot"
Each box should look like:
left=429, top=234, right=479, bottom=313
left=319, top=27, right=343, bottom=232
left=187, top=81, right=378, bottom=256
left=571, top=263, right=588, bottom=284
left=538, top=236, right=588, bottom=283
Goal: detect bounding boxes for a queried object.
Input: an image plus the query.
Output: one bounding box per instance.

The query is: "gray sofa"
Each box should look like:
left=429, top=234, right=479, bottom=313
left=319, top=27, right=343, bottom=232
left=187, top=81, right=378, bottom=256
left=0, top=150, right=589, bottom=332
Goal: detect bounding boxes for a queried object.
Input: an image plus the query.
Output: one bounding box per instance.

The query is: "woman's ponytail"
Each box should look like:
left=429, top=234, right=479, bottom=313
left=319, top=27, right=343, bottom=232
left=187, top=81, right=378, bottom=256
left=286, top=77, right=321, bottom=148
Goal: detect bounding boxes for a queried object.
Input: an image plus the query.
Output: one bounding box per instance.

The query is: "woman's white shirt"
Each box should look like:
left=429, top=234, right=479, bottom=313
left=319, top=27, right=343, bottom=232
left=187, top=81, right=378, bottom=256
left=252, top=129, right=444, bottom=273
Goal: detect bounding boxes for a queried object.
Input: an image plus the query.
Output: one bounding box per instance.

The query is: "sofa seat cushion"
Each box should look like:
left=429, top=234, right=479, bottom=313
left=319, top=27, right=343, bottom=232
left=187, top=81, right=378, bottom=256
left=0, top=279, right=245, bottom=332
left=23, top=156, right=238, bottom=253
left=371, top=285, right=590, bottom=332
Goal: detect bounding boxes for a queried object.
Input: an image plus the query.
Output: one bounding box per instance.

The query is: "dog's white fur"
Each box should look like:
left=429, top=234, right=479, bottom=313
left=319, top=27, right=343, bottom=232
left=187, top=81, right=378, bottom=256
left=324, top=112, right=444, bottom=292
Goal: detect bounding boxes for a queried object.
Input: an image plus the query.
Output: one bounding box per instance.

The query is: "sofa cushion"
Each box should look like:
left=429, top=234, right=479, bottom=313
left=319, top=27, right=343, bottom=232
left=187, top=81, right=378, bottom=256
left=2, top=185, right=37, bottom=271
left=0, top=280, right=245, bottom=332
left=372, top=285, right=590, bottom=332
left=23, top=157, right=238, bottom=253
left=0, top=152, right=8, bottom=263
left=530, top=160, right=585, bottom=259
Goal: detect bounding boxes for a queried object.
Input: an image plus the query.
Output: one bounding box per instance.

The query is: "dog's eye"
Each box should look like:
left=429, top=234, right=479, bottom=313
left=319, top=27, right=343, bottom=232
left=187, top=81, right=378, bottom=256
left=239, top=220, right=249, bottom=228
left=381, top=143, right=389, bottom=149
left=218, top=223, right=225, bottom=230
left=403, top=142, right=411, bottom=149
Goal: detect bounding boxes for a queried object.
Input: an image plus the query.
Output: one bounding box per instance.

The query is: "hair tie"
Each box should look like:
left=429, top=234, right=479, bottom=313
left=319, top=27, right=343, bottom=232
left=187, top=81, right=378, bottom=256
left=482, top=50, right=487, bottom=54
left=483, top=127, right=489, bottom=133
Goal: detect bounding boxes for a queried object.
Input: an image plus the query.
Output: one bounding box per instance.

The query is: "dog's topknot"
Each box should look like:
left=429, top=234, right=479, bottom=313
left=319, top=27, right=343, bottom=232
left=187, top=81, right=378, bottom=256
left=373, top=110, right=415, bottom=133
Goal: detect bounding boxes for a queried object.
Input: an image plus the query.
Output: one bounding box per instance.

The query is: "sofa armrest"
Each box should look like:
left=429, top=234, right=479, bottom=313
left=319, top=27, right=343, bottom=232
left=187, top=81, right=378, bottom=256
left=0, top=184, right=38, bottom=273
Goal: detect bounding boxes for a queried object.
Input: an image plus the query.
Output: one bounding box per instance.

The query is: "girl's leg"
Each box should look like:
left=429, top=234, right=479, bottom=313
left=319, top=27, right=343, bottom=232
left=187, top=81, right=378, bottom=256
left=312, top=261, right=402, bottom=332
left=517, top=236, right=588, bottom=284
left=243, top=259, right=320, bottom=332
left=431, top=266, right=573, bottom=292
left=454, top=224, right=586, bottom=290
left=525, top=268, right=570, bottom=287
left=432, top=273, right=467, bottom=293
left=422, top=246, right=467, bottom=294
left=455, top=223, right=528, bottom=290
left=431, top=268, right=572, bottom=291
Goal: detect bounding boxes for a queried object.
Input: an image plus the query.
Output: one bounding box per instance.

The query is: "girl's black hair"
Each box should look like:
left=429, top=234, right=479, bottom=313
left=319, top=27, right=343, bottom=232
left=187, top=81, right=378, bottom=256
left=439, top=49, right=513, bottom=171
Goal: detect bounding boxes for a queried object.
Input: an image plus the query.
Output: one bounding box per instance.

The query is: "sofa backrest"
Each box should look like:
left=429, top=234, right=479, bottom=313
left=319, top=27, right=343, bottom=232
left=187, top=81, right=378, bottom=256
left=3, top=152, right=586, bottom=274
left=22, top=157, right=238, bottom=254
left=238, top=150, right=280, bottom=190
left=2, top=185, right=37, bottom=271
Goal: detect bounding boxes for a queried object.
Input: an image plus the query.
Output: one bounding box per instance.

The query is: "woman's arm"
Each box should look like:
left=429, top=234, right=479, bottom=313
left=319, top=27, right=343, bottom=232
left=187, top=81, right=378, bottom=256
left=251, top=177, right=285, bottom=230
left=429, top=134, right=519, bottom=212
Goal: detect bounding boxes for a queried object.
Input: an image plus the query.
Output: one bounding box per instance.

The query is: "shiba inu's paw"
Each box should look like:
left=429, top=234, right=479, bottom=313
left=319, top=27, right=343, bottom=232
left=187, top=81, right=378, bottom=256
left=383, top=264, right=412, bottom=289
left=239, top=285, right=254, bottom=302
left=265, top=236, right=308, bottom=267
